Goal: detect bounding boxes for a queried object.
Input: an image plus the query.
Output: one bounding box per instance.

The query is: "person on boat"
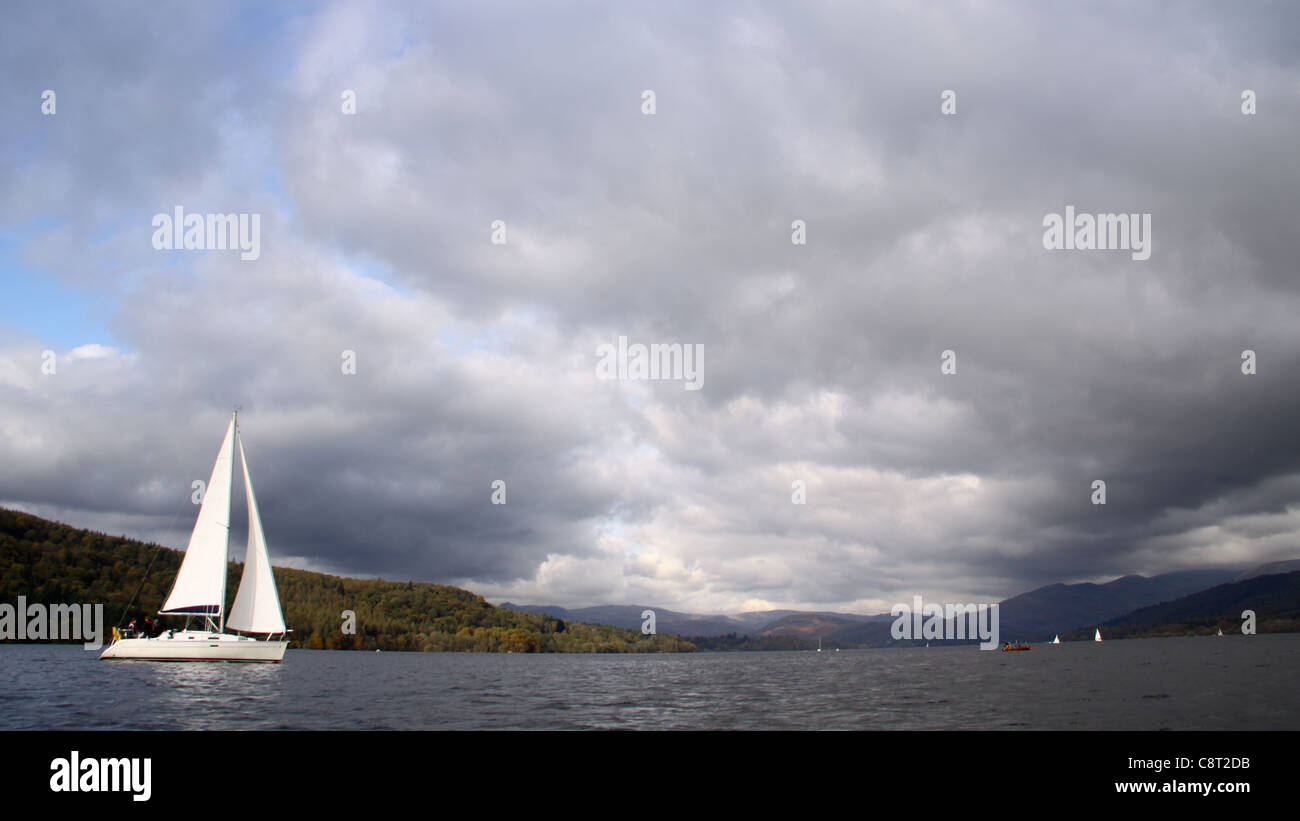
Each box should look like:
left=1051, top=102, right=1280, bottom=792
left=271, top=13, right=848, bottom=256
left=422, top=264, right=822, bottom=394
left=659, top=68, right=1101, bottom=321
left=126, top=618, right=138, bottom=638
left=143, top=617, right=155, bottom=637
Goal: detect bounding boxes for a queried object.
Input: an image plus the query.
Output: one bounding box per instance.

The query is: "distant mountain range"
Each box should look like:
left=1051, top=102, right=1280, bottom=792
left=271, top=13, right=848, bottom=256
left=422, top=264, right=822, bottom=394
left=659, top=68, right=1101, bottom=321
left=503, top=563, right=1300, bottom=647
left=992, top=569, right=1238, bottom=638
left=1067, top=570, right=1300, bottom=640
left=496, top=603, right=888, bottom=639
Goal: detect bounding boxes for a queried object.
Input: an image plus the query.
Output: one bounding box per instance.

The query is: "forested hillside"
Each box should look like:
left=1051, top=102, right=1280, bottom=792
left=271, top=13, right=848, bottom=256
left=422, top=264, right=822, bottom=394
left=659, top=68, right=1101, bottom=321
left=0, top=508, right=695, bottom=653
left=1061, top=571, right=1300, bottom=640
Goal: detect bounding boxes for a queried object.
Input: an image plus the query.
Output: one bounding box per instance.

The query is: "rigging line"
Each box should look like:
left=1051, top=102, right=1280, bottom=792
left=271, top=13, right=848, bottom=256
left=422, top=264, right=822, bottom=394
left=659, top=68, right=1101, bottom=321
left=115, top=498, right=188, bottom=628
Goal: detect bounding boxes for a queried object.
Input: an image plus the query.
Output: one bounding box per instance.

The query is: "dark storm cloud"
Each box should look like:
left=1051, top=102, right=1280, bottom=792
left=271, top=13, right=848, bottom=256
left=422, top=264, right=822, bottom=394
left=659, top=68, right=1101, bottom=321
left=2, top=1, right=1298, bottom=612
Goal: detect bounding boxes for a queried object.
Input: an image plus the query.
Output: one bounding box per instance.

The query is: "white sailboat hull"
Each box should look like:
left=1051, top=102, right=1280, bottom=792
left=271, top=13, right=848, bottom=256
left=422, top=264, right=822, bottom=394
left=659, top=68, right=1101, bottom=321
left=100, top=631, right=287, bottom=663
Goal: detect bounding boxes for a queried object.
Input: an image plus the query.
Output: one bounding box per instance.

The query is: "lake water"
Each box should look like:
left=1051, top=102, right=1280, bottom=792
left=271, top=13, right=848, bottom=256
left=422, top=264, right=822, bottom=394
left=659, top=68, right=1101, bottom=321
left=3, top=634, right=1297, bottom=730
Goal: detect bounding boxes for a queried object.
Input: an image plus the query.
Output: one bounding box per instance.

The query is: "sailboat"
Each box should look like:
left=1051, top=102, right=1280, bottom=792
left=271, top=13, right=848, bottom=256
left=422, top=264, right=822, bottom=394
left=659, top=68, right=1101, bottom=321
left=1050, top=635, right=1060, bottom=644
left=1216, top=627, right=1223, bottom=637
left=102, top=412, right=289, bottom=662
left=1094, top=628, right=1103, bottom=643
left=817, top=637, right=822, bottom=653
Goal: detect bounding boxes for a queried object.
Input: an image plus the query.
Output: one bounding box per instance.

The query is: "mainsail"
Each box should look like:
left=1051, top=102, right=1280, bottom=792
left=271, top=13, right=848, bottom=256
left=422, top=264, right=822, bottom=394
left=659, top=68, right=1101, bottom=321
left=160, top=418, right=235, bottom=618
left=226, top=433, right=287, bottom=635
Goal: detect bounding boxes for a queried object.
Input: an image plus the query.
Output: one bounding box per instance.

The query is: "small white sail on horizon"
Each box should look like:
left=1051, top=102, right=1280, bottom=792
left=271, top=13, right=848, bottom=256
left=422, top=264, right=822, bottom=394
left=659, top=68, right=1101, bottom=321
left=1051, top=634, right=1060, bottom=644
left=1094, top=628, right=1103, bottom=642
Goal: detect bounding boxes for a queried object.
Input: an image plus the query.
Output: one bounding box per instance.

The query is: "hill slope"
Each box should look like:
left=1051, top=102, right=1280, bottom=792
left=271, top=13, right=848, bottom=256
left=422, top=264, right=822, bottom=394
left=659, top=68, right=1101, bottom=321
left=499, top=602, right=752, bottom=637
left=1066, top=571, right=1300, bottom=639
left=0, top=508, right=695, bottom=653
left=801, top=570, right=1237, bottom=647
left=501, top=602, right=889, bottom=638
left=992, top=569, right=1236, bottom=637
left=1234, top=559, right=1300, bottom=582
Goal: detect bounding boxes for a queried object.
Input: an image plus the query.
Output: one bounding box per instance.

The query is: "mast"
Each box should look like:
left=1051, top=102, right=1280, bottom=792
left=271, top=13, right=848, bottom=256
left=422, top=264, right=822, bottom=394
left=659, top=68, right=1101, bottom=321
left=219, top=408, right=237, bottom=634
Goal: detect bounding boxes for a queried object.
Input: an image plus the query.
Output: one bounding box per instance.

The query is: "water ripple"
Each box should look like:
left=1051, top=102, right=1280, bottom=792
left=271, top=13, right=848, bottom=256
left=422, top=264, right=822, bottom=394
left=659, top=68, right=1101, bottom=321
left=2, top=635, right=1298, bottom=730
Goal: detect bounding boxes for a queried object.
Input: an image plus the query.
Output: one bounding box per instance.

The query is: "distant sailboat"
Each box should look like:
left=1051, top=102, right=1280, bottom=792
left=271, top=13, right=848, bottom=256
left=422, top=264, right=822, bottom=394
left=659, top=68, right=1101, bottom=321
left=1216, top=627, right=1223, bottom=637
left=102, top=412, right=289, bottom=662
left=1094, top=628, right=1103, bottom=643
left=1051, top=635, right=1060, bottom=644
left=817, top=637, right=822, bottom=653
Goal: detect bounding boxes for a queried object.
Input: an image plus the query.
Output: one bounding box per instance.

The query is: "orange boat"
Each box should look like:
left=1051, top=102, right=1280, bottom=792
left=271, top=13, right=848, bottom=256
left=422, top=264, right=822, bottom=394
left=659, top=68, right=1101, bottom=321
left=1001, top=642, right=1031, bottom=652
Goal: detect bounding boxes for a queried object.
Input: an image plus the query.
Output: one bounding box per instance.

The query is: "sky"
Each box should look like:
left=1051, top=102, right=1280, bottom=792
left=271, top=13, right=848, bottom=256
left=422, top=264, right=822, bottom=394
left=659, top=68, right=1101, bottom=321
left=2, top=1, right=1299, bottom=616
